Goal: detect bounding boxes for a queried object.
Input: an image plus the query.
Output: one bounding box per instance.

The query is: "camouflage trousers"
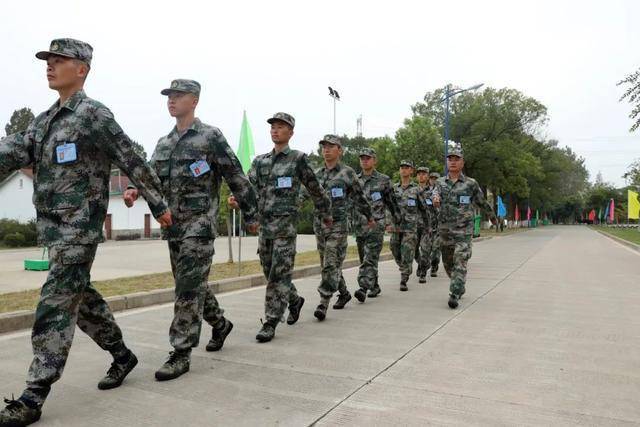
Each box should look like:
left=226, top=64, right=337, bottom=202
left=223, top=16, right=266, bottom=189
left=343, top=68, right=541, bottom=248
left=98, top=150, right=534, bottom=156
left=356, top=224, right=384, bottom=291
left=390, top=231, right=417, bottom=282
left=440, top=232, right=473, bottom=297
left=168, top=238, right=224, bottom=352
left=316, top=230, right=348, bottom=301
left=431, top=228, right=441, bottom=272
left=23, top=244, right=128, bottom=406
left=258, top=235, right=299, bottom=323
left=414, top=226, right=432, bottom=278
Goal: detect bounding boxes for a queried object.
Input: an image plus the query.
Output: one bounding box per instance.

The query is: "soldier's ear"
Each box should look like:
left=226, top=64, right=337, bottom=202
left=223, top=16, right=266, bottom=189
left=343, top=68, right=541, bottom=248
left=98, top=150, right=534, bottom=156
left=192, top=97, right=199, bottom=108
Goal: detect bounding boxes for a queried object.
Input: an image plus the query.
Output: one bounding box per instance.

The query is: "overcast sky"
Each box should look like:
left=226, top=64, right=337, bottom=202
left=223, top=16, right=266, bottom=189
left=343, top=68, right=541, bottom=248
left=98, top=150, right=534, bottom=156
left=1, top=0, right=638, bottom=187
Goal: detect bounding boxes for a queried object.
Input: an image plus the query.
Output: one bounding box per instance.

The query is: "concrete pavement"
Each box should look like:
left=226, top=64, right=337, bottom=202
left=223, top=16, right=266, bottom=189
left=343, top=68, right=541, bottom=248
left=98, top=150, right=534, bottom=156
left=0, top=234, right=340, bottom=293
left=1, top=226, right=639, bottom=425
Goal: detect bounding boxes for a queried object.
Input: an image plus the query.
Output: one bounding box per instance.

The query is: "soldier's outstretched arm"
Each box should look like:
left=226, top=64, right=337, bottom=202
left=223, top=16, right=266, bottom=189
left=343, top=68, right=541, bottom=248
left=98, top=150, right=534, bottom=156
left=473, top=182, right=497, bottom=221
left=298, top=155, right=331, bottom=220
left=96, top=108, right=168, bottom=220
left=212, top=130, right=258, bottom=225
left=0, top=131, right=33, bottom=182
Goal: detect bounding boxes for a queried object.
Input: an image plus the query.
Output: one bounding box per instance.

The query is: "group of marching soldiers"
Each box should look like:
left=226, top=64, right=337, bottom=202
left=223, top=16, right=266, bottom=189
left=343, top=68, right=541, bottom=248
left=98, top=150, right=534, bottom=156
left=0, top=38, right=496, bottom=426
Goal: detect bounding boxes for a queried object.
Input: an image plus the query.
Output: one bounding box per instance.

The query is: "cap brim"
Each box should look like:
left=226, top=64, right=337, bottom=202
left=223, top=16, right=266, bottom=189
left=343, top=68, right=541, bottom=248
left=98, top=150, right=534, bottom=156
left=319, top=140, right=340, bottom=147
left=160, top=88, right=192, bottom=96
left=359, top=154, right=374, bottom=158
left=267, top=118, right=293, bottom=127
left=446, top=154, right=463, bottom=158
left=35, top=51, right=76, bottom=60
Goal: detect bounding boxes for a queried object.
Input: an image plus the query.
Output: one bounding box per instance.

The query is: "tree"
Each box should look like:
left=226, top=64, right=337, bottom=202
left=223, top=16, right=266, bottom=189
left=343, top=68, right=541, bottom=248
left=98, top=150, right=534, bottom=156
left=4, top=108, right=35, bottom=136
left=131, top=140, right=148, bottom=161
left=618, top=68, right=640, bottom=132
left=624, top=159, right=640, bottom=186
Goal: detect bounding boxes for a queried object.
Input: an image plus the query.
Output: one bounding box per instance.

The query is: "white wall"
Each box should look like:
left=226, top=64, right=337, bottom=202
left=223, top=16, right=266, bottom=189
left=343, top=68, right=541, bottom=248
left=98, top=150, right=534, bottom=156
left=0, top=171, right=36, bottom=222
left=107, top=196, right=160, bottom=231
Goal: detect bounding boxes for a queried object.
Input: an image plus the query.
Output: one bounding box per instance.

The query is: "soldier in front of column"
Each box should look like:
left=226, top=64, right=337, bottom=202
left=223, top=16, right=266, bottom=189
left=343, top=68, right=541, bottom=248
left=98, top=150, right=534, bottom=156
left=229, top=112, right=332, bottom=343
left=0, top=39, right=171, bottom=426
left=306, top=135, right=374, bottom=321
left=352, top=148, right=400, bottom=299
left=414, top=166, right=434, bottom=283
left=432, top=143, right=496, bottom=309
left=429, top=171, right=442, bottom=277
left=124, top=79, right=259, bottom=381
left=388, top=160, right=429, bottom=291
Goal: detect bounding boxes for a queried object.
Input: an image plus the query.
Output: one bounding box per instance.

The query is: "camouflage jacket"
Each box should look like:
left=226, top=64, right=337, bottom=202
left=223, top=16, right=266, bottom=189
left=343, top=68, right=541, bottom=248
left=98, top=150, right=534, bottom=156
left=433, top=173, right=495, bottom=236
left=417, top=183, right=436, bottom=231
left=306, top=162, right=372, bottom=234
left=248, top=145, right=330, bottom=239
left=0, top=90, right=166, bottom=246
left=149, top=118, right=257, bottom=241
left=352, top=170, right=400, bottom=236
left=427, top=184, right=440, bottom=231
left=392, top=181, right=429, bottom=233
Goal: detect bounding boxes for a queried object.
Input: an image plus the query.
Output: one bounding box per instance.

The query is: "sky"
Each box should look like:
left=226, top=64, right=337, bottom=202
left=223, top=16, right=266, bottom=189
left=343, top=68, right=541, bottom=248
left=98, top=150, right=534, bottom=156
left=1, top=0, right=638, bottom=187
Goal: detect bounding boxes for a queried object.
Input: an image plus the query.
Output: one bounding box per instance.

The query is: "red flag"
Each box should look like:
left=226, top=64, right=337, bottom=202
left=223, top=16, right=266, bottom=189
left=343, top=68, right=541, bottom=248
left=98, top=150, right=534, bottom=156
left=515, top=204, right=520, bottom=221
left=526, top=206, right=531, bottom=221
left=588, top=209, right=596, bottom=221
left=609, top=199, right=615, bottom=222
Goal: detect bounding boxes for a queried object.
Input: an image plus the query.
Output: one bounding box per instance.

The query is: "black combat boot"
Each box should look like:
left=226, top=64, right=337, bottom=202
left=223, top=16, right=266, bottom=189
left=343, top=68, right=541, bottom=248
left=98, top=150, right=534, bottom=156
left=287, top=296, right=305, bottom=325
left=368, top=285, right=381, bottom=298
left=206, top=318, right=234, bottom=352
left=256, top=319, right=278, bottom=343
left=98, top=349, right=138, bottom=390
left=314, top=304, right=328, bottom=321
left=332, top=292, right=352, bottom=309
left=399, top=281, right=408, bottom=291
left=448, top=294, right=459, bottom=309
left=0, top=396, right=41, bottom=427
left=354, top=288, right=367, bottom=303
left=418, top=276, right=427, bottom=284
left=155, top=350, right=191, bottom=381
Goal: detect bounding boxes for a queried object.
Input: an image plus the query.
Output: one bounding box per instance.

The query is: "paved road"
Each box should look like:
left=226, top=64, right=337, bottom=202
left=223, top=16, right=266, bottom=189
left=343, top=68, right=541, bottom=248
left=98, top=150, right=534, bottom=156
left=1, top=226, right=639, bottom=426
left=0, top=234, right=351, bottom=293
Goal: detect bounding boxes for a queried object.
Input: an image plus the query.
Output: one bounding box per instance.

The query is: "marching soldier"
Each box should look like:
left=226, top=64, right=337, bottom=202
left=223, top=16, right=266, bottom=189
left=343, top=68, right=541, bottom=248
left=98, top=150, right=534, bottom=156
left=0, top=38, right=170, bottom=426
left=124, top=79, right=259, bottom=380
left=429, top=171, right=442, bottom=277
left=414, top=166, right=434, bottom=283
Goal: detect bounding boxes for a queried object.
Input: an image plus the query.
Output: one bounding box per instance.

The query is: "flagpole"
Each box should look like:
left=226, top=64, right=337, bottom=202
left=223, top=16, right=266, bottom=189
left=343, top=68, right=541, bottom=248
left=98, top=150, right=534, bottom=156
left=238, top=211, right=242, bottom=276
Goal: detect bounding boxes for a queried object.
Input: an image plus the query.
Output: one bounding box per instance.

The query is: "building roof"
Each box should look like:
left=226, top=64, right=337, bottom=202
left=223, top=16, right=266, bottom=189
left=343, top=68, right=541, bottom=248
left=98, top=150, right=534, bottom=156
left=0, top=168, right=33, bottom=189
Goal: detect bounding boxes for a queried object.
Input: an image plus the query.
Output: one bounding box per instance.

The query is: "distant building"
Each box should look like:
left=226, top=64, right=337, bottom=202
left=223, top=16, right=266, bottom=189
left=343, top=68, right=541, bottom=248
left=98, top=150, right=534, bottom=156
left=0, top=169, right=36, bottom=222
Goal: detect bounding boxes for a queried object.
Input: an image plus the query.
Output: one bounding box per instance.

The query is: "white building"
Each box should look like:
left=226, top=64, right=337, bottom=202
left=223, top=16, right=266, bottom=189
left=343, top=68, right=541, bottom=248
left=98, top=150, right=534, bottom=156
left=0, top=169, right=36, bottom=222
left=0, top=168, right=159, bottom=239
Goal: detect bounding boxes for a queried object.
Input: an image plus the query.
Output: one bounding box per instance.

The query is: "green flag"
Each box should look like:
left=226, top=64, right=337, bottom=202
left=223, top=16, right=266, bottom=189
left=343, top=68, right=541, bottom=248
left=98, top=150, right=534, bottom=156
left=236, top=110, right=255, bottom=173
left=536, top=209, right=539, bottom=220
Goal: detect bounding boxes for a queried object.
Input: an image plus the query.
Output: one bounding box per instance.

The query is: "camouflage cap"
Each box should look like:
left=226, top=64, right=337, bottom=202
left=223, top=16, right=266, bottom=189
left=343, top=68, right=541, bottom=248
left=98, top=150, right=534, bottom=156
left=429, top=171, right=440, bottom=178
left=36, top=38, right=93, bottom=66
left=359, top=147, right=376, bottom=158
left=267, top=112, right=295, bottom=128
left=319, top=134, right=342, bottom=148
left=160, top=79, right=201, bottom=96
left=416, top=166, right=430, bottom=173
left=446, top=140, right=463, bottom=158
left=399, top=159, right=414, bottom=168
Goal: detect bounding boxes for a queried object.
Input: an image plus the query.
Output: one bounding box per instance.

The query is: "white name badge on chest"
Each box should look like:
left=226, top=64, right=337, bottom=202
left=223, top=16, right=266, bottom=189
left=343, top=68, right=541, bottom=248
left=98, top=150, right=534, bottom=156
left=459, top=195, right=471, bottom=204
left=407, top=198, right=417, bottom=207
left=190, top=160, right=211, bottom=177
left=426, top=198, right=433, bottom=205
left=331, top=187, right=344, bottom=198
left=371, top=191, right=382, bottom=201
left=277, top=177, right=293, bottom=188
left=56, top=143, right=77, bottom=164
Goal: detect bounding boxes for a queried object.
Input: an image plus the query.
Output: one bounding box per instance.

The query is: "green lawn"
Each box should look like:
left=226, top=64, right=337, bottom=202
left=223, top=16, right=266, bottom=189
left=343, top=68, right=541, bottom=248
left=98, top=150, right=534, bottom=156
left=590, top=225, right=640, bottom=245
left=0, top=243, right=389, bottom=314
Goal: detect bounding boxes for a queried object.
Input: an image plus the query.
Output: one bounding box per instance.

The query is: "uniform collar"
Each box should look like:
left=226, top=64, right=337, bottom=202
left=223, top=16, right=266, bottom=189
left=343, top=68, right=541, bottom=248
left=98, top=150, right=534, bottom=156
left=446, top=172, right=467, bottom=184
left=169, top=117, right=202, bottom=138
left=49, top=89, right=86, bottom=114
left=323, top=161, right=342, bottom=172
left=270, top=144, right=291, bottom=157
left=397, top=180, right=416, bottom=189
left=358, top=169, right=378, bottom=179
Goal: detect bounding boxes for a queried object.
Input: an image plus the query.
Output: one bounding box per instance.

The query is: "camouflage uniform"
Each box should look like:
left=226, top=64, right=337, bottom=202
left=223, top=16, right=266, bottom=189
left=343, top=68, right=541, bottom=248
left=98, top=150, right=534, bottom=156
left=433, top=170, right=495, bottom=298
left=352, top=149, right=400, bottom=292
left=391, top=165, right=429, bottom=285
left=309, top=136, right=372, bottom=304
left=415, top=167, right=434, bottom=279
left=248, top=113, right=331, bottom=324
left=0, top=40, right=167, bottom=407
left=429, top=173, right=442, bottom=274
left=149, top=80, right=258, bottom=352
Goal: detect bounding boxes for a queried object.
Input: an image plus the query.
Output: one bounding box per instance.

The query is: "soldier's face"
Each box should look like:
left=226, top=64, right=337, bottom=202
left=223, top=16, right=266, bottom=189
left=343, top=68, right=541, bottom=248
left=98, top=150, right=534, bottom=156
left=429, top=177, right=437, bottom=186
left=359, top=155, right=376, bottom=171
left=447, top=155, right=464, bottom=173
left=167, top=92, right=198, bottom=117
left=46, top=56, right=88, bottom=90
left=416, top=172, right=428, bottom=184
left=399, top=166, right=413, bottom=178
left=321, top=143, right=341, bottom=162
left=270, top=122, right=293, bottom=144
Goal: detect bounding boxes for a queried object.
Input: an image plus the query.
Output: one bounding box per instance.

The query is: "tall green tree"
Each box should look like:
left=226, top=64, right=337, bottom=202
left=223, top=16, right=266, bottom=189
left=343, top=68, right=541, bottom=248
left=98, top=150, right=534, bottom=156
left=618, top=67, right=640, bottom=132
left=4, top=107, right=35, bottom=136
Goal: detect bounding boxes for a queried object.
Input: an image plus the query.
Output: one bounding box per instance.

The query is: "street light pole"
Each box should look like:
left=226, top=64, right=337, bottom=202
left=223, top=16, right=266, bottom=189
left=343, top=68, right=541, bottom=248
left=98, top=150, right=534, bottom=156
left=442, top=83, right=484, bottom=176
left=328, top=86, right=340, bottom=134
